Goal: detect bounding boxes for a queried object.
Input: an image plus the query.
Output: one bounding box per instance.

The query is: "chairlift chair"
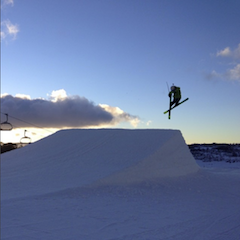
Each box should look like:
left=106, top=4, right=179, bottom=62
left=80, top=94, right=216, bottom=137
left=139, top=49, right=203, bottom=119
left=0, top=114, right=13, bottom=131
left=20, top=130, right=31, bottom=144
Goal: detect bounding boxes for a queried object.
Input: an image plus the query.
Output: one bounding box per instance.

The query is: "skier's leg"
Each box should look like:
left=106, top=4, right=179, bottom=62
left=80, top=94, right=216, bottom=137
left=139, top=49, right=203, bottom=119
left=171, top=98, right=177, bottom=107
left=175, top=98, right=181, bottom=106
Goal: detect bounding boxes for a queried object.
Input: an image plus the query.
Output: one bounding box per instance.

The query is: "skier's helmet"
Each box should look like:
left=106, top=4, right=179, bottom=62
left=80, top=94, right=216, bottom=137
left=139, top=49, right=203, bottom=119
left=171, top=86, right=175, bottom=91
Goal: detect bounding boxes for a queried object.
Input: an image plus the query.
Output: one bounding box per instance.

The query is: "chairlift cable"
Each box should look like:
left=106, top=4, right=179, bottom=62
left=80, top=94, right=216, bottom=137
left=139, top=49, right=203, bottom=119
left=0, top=112, right=54, bottom=133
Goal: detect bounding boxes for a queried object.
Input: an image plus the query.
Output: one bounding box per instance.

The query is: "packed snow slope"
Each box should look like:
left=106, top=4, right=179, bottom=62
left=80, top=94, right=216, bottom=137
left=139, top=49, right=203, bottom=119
left=1, top=129, right=199, bottom=199
left=2, top=129, right=240, bottom=240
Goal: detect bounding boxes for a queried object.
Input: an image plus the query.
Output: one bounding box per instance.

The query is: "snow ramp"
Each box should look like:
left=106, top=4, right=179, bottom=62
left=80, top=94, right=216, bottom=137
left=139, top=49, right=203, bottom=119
left=1, top=129, right=199, bottom=199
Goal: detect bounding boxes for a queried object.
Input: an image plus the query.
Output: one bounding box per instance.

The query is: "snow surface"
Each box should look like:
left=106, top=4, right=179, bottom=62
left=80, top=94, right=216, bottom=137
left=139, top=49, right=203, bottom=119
left=1, top=129, right=240, bottom=240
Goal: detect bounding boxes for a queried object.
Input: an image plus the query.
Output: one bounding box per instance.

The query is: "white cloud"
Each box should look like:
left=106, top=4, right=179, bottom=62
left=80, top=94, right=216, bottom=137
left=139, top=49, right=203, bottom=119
left=1, top=0, right=19, bottom=41
left=1, top=19, right=19, bottom=40
left=49, top=89, right=68, bottom=102
left=100, top=104, right=140, bottom=127
left=1, top=93, right=9, bottom=98
left=15, top=94, right=31, bottom=100
left=209, top=44, right=240, bottom=82
left=226, top=64, right=240, bottom=81
left=216, top=43, right=240, bottom=59
left=216, top=47, right=231, bottom=57
left=206, top=65, right=240, bottom=82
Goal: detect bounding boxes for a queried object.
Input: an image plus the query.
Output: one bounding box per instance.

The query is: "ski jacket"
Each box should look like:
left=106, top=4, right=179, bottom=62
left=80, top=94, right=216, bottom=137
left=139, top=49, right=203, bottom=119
left=169, top=87, right=181, bottom=99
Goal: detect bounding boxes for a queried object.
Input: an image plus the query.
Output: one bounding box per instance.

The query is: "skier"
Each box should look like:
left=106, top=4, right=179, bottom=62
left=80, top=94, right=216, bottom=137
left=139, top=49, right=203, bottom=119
left=168, top=85, right=181, bottom=108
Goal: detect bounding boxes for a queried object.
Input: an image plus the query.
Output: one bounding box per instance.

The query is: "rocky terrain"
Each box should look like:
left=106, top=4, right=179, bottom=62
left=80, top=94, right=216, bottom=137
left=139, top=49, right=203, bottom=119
left=189, top=143, right=240, bottom=163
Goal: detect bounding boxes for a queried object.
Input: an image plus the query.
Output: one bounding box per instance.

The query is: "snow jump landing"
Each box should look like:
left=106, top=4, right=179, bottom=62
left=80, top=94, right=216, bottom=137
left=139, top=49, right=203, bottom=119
left=1, top=129, right=199, bottom=199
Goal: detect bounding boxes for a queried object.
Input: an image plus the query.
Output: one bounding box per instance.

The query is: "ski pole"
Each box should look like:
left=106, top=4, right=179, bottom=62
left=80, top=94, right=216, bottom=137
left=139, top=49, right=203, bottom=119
left=166, top=82, right=170, bottom=92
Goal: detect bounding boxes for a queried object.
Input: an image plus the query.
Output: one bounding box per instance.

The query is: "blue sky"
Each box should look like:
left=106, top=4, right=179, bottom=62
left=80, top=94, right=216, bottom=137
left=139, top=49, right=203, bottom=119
left=1, top=0, right=240, bottom=144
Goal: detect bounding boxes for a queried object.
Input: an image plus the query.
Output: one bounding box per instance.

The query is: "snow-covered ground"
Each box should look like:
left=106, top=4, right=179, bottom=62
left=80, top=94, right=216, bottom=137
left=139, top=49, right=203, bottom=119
left=1, top=129, right=240, bottom=240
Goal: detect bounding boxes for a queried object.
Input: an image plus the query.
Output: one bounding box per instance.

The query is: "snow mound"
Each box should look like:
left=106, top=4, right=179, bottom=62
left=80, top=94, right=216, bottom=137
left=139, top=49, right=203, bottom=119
left=1, top=129, right=199, bottom=199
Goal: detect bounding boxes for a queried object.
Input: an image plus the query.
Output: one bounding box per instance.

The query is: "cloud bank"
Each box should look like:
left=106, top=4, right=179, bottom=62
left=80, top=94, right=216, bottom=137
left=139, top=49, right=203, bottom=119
left=1, top=90, right=139, bottom=129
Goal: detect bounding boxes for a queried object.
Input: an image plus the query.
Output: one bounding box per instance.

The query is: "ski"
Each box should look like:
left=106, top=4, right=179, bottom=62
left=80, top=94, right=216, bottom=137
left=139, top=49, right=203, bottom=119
left=164, top=98, right=189, bottom=114
left=168, top=95, right=171, bottom=119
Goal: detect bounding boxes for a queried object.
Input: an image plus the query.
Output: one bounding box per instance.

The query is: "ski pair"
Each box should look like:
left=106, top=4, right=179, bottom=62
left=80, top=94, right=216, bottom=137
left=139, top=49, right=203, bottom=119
left=164, top=98, right=189, bottom=118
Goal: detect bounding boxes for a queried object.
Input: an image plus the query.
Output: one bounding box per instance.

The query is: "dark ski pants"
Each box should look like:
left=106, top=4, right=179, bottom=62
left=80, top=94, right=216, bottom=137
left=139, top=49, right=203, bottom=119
left=171, top=98, right=181, bottom=107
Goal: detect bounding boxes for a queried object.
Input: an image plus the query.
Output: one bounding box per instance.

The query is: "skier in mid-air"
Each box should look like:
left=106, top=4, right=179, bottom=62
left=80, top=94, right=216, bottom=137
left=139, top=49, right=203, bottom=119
left=164, top=84, right=188, bottom=118
left=168, top=85, right=181, bottom=108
